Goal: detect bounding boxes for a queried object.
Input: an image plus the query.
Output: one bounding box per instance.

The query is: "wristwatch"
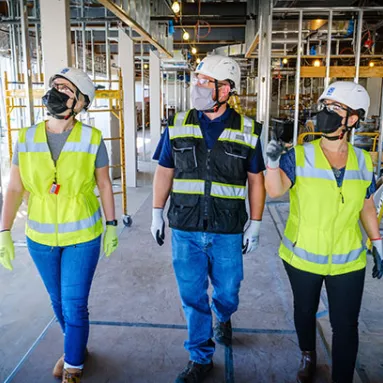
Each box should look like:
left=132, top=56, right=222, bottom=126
left=106, top=220, right=118, bottom=226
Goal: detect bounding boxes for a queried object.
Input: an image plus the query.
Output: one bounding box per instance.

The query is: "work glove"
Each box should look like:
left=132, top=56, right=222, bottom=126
left=151, top=208, right=165, bottom=246
left=242, top=220, right=261, bottom=254
left=103, top=226, right=118, bottom=257
left=266, top=139, right=284, bottom=169
left=371, top=239, right=383, bottom=279
left=0, top=231, right=15, bottom=271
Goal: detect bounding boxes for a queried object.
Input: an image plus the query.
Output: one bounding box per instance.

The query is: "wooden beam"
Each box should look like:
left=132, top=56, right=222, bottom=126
left=300, top=66, right=383, bottom=78
left=245, top=32, right=259, bottom=58
left=97, top=0, right=172, bottom=59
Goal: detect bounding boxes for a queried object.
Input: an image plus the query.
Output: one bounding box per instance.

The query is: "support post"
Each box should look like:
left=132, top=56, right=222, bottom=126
left=119, top=28, right=137, bottom=187
left=293, top=10, right=303, bottom=147
left=324, top=10, right=333, bottom=89
left=141, top=41, right=146, bottom=159
left=150, top=50, right=161, bottom=160
left=40, top=0, right=71, bottom=88
left=19, top=0, right=34, bottom=125
left=256, top=0, right=273, bottom=152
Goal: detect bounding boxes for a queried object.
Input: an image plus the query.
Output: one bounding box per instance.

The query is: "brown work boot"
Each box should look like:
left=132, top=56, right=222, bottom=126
left=53, top=349, right=89, bottom=379
left=296, top=351, right=316, bottom=383
left=53, top=355, right=64, bottom=378
left=62, top=368, right=83, bottom=383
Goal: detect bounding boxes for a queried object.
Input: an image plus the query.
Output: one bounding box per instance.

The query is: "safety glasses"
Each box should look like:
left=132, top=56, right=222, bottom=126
left=317, top=101, right=350, bottom=114
left=52, top=82, right=76, bottom=95
left=191, top=75, right=227, bottom=88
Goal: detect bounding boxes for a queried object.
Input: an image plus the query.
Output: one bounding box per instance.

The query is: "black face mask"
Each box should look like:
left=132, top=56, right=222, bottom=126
left=316, top=108, right=343, bottom=134
left=42, top=88, right=71, bottom=118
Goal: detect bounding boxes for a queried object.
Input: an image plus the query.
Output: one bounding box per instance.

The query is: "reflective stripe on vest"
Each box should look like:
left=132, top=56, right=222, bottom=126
left=218, top=116, right=258, bottom=149
left=282, top=236, right=364, bottom=265
left=28, top=207, right=102, bottom=234
left=18, top=123, right=99, bottom=155
left=173, top=179, right=205, bottom=194
left=296, top=142, right=371, bottom=181
left=211, top=182, right=246, bottom=200
left=169, top=111, right=203, bottom=140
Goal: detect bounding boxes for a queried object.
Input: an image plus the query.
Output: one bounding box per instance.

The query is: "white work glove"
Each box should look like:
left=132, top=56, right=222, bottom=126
left=266, top=139, right=284, bottom=169
left=242, top=220, right=261, bottom=254
left=371, top=239, right=383, bottom=279
left=151, top=208, right=165, bottom=246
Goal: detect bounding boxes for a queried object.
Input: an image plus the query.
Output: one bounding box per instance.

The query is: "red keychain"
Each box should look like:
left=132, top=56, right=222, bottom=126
left=49, top=182, right=61, bottom=195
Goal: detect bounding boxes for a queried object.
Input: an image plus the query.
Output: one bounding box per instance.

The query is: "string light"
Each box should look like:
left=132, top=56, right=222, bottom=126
left=182, top=31, right=190, bottom=41
left=196, top=58, right=201, bottom=64
left=313, top=59, right=321, bottom=67
left=282, top=58, right=288, bottom=64
left=171, top=1, right=180, bottom=14
left=369, top=61, right=375, bottom=67
left=191, top=47, right=197, bottom=55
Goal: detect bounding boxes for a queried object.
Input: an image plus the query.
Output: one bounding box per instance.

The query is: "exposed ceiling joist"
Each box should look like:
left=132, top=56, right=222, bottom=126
left=96, top=0, right=172, bottom=58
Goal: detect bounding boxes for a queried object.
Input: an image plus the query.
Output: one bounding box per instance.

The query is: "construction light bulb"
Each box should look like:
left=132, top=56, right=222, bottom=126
left=282, top=58, right=288, bottom=64
left=191, top=47, right=197, bottom=55
left=313, top=59, right=321, bottom=67
left=183, top=31, right=190, bottom=41
left=369, top=61, right=375, bottom=67
left=196, top=58, right=201, bottom=64
left=172, top=1, right=180, bottom=14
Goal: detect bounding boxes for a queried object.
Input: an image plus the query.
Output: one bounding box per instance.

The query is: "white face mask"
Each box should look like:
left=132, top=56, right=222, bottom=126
left=191, top=85, right=217, bottom=111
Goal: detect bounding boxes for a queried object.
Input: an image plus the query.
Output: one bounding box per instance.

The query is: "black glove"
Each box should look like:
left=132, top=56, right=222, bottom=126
left=372, top=244, right=383, bottom=279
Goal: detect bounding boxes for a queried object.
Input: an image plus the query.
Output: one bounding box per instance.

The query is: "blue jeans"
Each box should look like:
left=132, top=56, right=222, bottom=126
left=27, top=236, right=101, bottom=367
left=171, top=229, right=243, bottom=364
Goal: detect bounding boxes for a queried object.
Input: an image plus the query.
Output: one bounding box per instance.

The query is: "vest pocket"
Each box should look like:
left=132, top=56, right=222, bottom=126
left=173, top=145, right=197, bottom=172
left=211, top=197, right=247, bottom=233
left=168, top=192, right=200, bottom=229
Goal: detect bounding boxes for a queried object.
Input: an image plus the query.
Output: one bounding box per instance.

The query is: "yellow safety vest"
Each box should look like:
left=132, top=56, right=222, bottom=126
left=280, top=139, right=373, bottom=276
left=18, top=120, right=103, bottom=246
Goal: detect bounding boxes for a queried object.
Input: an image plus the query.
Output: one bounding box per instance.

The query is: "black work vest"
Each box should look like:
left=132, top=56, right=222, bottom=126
left=167, top=108, right=261, bottom=234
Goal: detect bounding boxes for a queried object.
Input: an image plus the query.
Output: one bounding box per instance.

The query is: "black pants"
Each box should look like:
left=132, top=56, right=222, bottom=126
left=283, top=261, right=365, bottom=383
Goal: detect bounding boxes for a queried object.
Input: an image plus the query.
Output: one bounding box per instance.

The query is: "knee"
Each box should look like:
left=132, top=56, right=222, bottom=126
left=331, top=318, right=359, bottom=335
left=62, top=300, right=89, bottom=325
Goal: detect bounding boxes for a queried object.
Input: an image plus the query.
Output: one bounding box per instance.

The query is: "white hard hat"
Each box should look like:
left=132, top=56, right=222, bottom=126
left=49, top=67, right=96, bottom=107
left=195, top=55, right=241, bottom=93
left=319, top=81, right=370, bottom=118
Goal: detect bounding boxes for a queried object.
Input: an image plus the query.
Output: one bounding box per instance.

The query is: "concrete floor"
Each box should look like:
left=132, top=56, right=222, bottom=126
left=0, top=156, right=382, bottom=382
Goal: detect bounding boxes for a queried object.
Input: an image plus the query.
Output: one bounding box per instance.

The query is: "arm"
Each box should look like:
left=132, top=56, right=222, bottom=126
left=95, top=166, right=116, bottom=221
left=360, top=196, right=380, bottom=240
left=265, top=168, right=292, bottom=198
left=247, top=171, right=265, bottom=220
left=1, top=165, right=25, bottom=230
left=153, top=165, right=174, bottom=208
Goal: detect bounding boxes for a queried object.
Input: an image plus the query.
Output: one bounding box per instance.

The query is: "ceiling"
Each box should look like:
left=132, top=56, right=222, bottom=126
left=0, top=0, right=382, bottom=75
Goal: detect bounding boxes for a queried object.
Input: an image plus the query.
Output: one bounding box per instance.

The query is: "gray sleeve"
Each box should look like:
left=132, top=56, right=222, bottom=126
left=12, top=140, right=19, bottom=166
left=95, top=138, right=109, bottom=168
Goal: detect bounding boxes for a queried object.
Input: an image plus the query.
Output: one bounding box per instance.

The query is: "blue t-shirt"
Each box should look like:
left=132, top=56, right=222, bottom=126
left=153, top=108, right=266, bottom=174
left=280, top=148, right=376, bottom=199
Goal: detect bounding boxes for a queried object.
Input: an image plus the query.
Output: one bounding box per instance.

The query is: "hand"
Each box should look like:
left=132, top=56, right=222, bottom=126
left=0, top=231, right=15, bottom=271
left=103, top=225, right=118, bottom=257
left=242, top=220, right=261, bottom=254
left=372, top=239, right=383, bottom=279
left=151, top=208, right=165, bottom=246
left=266, top=139, right=284, bottom=169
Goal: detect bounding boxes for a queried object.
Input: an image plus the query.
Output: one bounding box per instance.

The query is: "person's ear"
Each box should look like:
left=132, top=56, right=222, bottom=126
left=219, top=84, right=231, bottom=101
left=347, top=114, right=359, bottom=127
